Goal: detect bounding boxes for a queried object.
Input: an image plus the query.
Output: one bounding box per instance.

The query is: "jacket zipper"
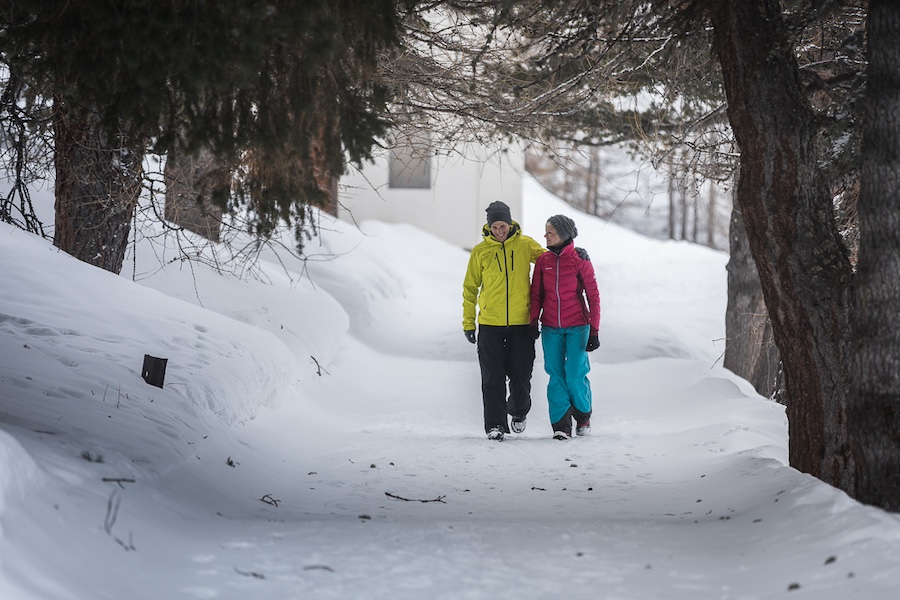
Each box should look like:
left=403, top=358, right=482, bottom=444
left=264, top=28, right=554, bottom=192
left=502, top=242, right=510, bottom=325
left=554, top=252, right=562, bottom=326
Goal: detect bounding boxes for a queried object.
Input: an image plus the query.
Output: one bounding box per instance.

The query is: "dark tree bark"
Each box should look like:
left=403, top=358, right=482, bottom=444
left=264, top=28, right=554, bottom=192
left=679, top=169, right=689, bottom=240
left=164, top=148, right=226, bottom=243
left=53, top=102, right=143, bottom=274
left=691, top=180, right=699, bottom=243
left=849, top=0, right=900, bottom=510
left=668, top=158, right=676, bottom=240
left=309, top=97, right=341, bottom=217
left=709, top=0, right=854, bottom=490
left=724, top=204, right=780, bottom=399
left=586, top=147, right=600, bottom=216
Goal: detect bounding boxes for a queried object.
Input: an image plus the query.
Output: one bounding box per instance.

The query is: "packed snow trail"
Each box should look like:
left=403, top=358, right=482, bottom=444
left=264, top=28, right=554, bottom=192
left=55, top=335, right=888, bottom=600
left=2, top=177, right=900, bottom=599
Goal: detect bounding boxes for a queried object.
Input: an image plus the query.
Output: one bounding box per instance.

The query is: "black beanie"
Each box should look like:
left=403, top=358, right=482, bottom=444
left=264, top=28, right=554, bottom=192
left=485, top=201, right=512, bottom=225
left=547, top=214, right=578, bottom=242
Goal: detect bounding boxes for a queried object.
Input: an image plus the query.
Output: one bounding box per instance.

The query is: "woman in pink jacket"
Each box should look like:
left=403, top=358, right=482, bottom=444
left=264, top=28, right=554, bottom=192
left=530, top=215, right=601, bottom=440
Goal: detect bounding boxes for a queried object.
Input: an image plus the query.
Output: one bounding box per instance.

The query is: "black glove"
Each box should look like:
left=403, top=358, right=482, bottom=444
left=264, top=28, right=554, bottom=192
left=586, top=334, right=600, bottom=352
left=529, top=320, right=540, bottom=340
left=464, top=330, right=477, bottom=344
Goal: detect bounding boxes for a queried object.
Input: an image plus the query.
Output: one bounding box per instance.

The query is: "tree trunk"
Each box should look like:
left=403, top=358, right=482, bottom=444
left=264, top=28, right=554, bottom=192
left=310, top=113, right=341, bottom=217
left=679, top=168, right=688, bottom=241
left=164, top=147, right=226, bottom=242
left=709, top=0, right=855, bottom=491
left=849, top=0, right=900, bottom=511
left=725, top=203, right=780, bottom=399
left=691, top=176, right=699, bottom=243
left=668, top=157, right=676, bottom=240
left=586, top=146, right=600, bottom=216
left=53, top=101, right=142, bottom=274
left=707, top=181, right=717, bottom=248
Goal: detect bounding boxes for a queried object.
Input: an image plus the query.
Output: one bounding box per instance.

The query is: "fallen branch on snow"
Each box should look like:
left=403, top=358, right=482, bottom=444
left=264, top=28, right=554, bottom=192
left=260, top=493, right=281, bottom=507
left=104, top=489, right=136, bottom=551
left=303, top=564, right=335, bottom=572
left=103, top=477, right=136, bottom=488
left=235, top=567, right=265, bottom=579
left=385, top=492, right=446, bottom=503
left=310, top=355, right=330, bottom=376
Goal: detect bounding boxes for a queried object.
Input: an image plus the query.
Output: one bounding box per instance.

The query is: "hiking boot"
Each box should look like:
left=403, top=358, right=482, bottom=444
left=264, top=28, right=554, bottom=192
left=552, top=430, right=570, bottom=441
left=487, top=427, right=504, bottom=441
left=576, top=420, right=591, bottom=436
left=510, top=417, right=526, bottom=434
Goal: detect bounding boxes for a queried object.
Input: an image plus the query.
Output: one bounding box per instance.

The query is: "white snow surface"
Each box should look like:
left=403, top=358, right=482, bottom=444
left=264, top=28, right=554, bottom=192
left=1, top=175, right=899, bottom=599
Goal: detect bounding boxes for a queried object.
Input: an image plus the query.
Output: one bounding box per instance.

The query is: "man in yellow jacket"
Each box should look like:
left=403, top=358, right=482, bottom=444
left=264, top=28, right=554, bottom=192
left=462, top=201, right=545, bottom=441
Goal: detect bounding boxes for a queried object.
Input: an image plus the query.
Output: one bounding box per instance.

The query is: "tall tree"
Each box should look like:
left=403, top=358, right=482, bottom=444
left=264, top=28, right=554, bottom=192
left=720, top=1, right=863, bottom=401
left=163, top=146, right=226, bottom=243
left=724, top=204, right=780, bottom=400
left=849, top=0, right=900, bottom=510
left=52, top=104, right=144, bottom=273
left=1, top=0, right=413, bottom=272
left=707, top=0, right=855, bottom=490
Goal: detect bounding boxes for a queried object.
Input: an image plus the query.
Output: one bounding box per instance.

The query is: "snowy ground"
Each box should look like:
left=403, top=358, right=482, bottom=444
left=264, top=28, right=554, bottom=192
left=1, top=176, right=899, bottom=599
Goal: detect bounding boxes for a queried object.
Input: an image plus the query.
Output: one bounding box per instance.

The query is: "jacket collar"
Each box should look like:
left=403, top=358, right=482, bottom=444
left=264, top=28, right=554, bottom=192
left=548, top=239, right=574, bottom=256
left=481, top=221, right=522, bottom=244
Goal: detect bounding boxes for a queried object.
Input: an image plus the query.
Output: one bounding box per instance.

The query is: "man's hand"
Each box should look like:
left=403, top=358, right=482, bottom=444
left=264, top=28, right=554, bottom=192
left=464, top=330, right=477, bottom=344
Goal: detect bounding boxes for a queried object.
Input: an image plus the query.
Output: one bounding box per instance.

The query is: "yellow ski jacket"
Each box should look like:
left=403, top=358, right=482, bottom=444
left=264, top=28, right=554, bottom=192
left=462, top=222, right=546, bottom=330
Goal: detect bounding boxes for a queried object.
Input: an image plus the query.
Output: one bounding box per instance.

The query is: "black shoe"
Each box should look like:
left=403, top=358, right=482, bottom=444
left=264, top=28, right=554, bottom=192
left=552, top=430, right=570, bottom=441
left=551, top=412, right=573, bottom=440
left=511, top=417, right=526, bottom=434
left=487, top=427, right=504, bottom=441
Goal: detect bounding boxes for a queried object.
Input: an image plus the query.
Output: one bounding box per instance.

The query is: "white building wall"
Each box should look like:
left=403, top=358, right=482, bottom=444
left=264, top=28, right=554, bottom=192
left=339, top=142, right=525, bottom=250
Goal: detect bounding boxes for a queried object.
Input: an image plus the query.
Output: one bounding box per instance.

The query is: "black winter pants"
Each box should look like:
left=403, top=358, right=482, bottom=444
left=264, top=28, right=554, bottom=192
left=477, top=324, right=535, bottom=433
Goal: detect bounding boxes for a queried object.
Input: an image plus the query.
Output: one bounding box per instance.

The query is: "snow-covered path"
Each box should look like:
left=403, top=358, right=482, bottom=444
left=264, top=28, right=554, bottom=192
left=153, top=346, right=858, bottom=600
left=2, top=177, right=900, bottom=599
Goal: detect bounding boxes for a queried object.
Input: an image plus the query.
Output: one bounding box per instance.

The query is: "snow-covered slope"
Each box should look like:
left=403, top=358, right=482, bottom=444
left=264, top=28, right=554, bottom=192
left=0, top=176, right=898, bottom=599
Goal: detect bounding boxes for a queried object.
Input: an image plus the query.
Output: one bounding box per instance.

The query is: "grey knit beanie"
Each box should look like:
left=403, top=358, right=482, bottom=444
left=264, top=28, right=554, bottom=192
left=547, top=214, right=578, bottom=242
left=485, top=201, right=512, bottom=225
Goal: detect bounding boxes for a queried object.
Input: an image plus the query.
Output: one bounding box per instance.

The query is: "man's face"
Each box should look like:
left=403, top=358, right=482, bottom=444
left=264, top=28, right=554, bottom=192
left=490, top=221, right=510, bottom=242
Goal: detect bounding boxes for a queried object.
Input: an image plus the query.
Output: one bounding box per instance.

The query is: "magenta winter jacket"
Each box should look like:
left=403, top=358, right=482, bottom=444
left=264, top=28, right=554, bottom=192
left=530, top=242, right=601, bottom=334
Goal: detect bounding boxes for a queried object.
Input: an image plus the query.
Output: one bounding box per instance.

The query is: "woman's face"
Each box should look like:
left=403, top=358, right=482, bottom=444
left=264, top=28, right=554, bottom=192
left=544, top=223, right=562, bottom=247
left=490, top=221, right=510, bottom=242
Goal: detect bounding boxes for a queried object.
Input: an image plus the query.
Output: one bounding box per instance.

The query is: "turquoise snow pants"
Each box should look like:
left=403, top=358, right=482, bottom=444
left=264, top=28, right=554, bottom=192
left=541, top=325, right=592, bottom=428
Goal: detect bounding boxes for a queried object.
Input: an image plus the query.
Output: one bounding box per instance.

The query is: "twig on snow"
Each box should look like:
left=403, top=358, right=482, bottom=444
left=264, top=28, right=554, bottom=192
left=104, top=489, right=136, bottom=551
left=104, top=490, right=121, bottom=535
left=310, top=355, right=330, bottom=376
left=235, top=567, right=266, bottom=579
left=385, top=492, right=446, bottom=503
left=303, top=564, right=335, bottom=572
left=103, top=477, right=136, bottom=488
left=116, top=531, right=136, bottom=551
left=260, top=493, right=281, bottom=507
